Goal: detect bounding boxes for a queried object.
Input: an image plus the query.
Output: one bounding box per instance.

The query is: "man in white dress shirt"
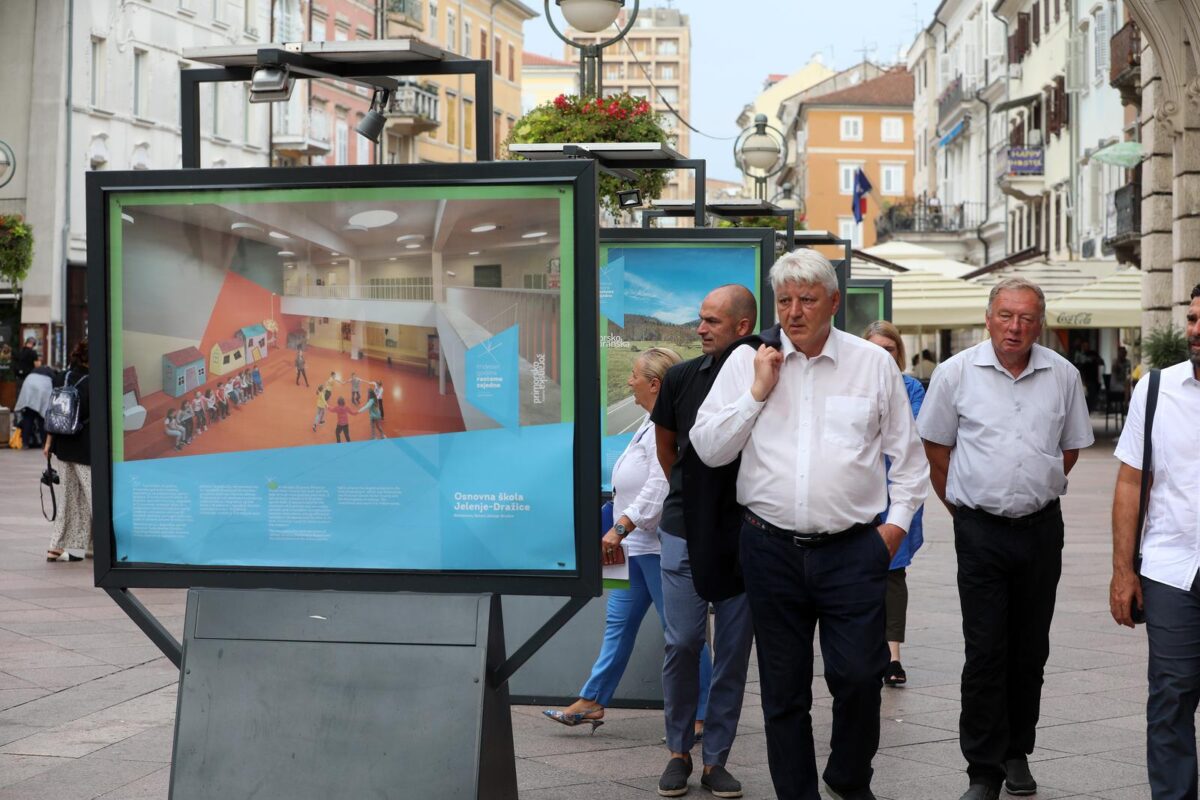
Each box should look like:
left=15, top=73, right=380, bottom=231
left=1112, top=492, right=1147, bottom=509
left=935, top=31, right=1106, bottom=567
left=919, top=277, right=1093, bottom=800
left=1110, top=285, right=1200, bottom=800
left=691, top=250, right=929, bottom=800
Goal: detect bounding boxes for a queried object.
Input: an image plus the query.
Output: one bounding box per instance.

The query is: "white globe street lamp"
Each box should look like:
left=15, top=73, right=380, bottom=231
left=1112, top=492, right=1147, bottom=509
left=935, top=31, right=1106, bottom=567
left=545, top=0, right=640, bottom=98
left=557, top=0, right=623, bottom=33
left=734, top=114, right=789, bottom=201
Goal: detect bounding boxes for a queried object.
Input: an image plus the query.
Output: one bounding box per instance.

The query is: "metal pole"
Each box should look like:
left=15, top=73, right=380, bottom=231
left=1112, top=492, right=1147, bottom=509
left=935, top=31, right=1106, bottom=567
left=181, top=71, right=203, bottom=169
left=473, top=60, right=494, bottom=161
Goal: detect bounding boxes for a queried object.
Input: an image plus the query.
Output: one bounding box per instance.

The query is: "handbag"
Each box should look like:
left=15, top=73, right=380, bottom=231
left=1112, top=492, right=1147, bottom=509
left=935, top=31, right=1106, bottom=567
left=45, top=370, right=86, bottom=436
left=1131, top=369, right=1161, bottom=625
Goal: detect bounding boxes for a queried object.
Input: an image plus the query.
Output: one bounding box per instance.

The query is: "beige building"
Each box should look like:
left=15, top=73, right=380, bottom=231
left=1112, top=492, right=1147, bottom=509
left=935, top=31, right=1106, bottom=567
left=380, top=0, right=537, bottom=164
left=561, top=6, right=692, bottom=202
left=735, top=59, right=836, bottom=198
left=520, top=52, right=578, bottom=113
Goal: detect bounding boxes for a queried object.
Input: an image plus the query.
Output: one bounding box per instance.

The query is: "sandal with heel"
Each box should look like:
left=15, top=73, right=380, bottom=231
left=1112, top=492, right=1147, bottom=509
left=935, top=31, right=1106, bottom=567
left=542, top=708, right=605, bottom=733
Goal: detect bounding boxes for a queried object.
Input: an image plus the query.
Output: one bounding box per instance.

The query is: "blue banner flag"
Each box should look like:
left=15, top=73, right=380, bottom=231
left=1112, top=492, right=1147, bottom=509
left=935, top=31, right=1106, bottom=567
left=851, top=168, right=873, bottom=224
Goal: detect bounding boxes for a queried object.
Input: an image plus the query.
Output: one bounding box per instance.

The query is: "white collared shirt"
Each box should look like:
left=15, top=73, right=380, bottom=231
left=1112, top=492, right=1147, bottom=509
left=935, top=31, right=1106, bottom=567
left=610, top=414, right=668, bottom=558
left=918, top=341, right=1094, bottom=517
left=1114, top=361, right=1200, bottom=591
left=690, top=327, right=929, bottom=534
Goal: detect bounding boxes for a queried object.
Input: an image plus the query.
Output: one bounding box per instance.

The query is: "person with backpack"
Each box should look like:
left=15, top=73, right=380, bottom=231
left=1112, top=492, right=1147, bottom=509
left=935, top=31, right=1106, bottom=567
left=43, top=340, right=92, bottom=563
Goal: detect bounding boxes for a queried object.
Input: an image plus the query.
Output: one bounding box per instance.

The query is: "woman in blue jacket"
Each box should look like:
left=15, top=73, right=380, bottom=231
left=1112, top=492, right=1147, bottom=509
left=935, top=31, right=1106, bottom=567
left=864, top=321, right=926, bottom=687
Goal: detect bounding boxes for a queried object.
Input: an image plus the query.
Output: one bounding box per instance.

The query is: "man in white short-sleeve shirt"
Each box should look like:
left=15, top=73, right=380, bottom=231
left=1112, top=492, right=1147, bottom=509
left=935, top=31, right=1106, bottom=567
left=918, top=277, right=1093, bottom=800
left=1110, top=285, right=1200, bottom=800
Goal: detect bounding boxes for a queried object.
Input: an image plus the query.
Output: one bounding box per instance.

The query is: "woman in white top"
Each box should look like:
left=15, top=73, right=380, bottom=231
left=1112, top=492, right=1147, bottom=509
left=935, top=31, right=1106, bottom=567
left=544, top=347, right=712, bottom=733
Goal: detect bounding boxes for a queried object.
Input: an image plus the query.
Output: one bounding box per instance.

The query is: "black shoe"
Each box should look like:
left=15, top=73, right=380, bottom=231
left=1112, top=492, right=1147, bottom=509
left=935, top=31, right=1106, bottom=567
left=658, top=756, right=692, bottom=797
left=959, top=784, right=1000, bottom=800
left=824, top=783, right=877, bottom=800
left=1004, top=759, right=1036, bottom=796
left=884, top=660, right=907, bottom=686
left=700, top=766, right=742, bottom=798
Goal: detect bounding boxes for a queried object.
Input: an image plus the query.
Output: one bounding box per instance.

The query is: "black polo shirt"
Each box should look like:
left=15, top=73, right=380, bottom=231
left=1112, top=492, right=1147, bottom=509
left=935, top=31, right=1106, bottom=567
left=649, top=354, right=719, bottom=537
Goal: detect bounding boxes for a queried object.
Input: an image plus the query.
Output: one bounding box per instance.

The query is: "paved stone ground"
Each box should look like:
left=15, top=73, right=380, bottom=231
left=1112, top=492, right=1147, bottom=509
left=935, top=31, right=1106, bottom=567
left=0, top=425, right=1164, bottom=799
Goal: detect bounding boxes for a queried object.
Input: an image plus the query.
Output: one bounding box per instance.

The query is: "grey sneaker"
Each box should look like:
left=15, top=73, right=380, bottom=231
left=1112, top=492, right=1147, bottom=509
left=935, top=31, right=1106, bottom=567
left=700, top=765, right=742, bottom=798
left=1004, top=759, right=1037, bottom=796
left=658, top=756, right=692, bottom=797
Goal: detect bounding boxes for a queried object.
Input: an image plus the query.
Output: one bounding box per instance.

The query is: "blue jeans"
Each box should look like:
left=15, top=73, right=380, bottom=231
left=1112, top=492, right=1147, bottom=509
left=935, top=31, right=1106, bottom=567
left=661, top=531, right=752, bottom=768
left=580, top=553, right=712, bottom=714
left=1144, top=574, right=1200, bottom=800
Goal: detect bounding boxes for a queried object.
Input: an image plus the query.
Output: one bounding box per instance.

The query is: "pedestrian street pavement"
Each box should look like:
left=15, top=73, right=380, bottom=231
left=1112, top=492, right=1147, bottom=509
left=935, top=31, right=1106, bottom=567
left=0, top=423, right=1170, bottom=799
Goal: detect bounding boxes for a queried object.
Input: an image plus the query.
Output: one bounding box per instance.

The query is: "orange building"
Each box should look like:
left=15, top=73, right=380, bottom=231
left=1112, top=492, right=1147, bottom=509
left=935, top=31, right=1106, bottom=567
left=786, top=68, right=915, bottom=248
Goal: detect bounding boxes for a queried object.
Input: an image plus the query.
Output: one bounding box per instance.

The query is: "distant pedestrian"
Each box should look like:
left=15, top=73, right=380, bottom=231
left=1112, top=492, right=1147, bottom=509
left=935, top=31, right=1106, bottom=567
left=863, top=320, right=927, bottom=688
left=295, top=347, right=308, bottom=386
left=44, top=340, right=93, bottom=563
left=919, top=277, right=1094, bottom=800
left=1110, top=284, right=1200, bottom=800
left=14, top=336, right=38, bottom=388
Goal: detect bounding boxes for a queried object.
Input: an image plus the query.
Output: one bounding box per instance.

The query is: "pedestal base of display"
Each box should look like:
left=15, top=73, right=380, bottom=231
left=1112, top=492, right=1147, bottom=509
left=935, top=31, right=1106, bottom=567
left=168, top=589, right=516, bottom=800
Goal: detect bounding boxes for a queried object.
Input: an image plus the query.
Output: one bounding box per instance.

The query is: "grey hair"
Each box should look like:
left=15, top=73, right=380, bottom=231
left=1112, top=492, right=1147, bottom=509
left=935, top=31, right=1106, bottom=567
left=768, top=249, right=839, bottom=296
left=986, top=277, right=1046, bottom=320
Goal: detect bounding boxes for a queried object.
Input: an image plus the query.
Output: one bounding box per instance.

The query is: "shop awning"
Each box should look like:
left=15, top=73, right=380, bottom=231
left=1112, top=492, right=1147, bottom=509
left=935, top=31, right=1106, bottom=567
left=851, top=259, right=993, bottom=329
left=939, top=119, right=968, bottom=148
left=1044, top=269, right=1142, bottom=329
left=1090, top=140, right=1145, bottom=169
left=994, top=93, right=1040, bottom=113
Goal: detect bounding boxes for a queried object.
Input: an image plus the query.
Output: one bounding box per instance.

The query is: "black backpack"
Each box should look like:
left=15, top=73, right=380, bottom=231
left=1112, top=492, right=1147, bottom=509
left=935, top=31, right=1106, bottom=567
left=45, top=370, right=87, bottom=436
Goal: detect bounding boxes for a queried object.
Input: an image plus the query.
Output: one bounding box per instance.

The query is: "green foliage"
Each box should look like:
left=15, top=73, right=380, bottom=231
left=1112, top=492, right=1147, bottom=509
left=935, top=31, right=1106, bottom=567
left=0, top=215, right=33, bottom=288
left=1143, top=324, right=1188, bottom=369
left=505, top=93, right=670, bottom=215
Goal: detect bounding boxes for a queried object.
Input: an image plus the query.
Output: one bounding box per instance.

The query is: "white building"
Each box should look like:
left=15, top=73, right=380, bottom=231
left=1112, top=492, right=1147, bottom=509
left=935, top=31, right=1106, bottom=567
left=0, top=0, right=271, bottom=362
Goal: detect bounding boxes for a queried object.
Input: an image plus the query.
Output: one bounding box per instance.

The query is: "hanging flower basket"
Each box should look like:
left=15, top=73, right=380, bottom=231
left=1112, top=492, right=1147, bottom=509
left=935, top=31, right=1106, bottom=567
left=0, top=214, right=33, bottom=290
left=506, top=93, right=671, bottom=215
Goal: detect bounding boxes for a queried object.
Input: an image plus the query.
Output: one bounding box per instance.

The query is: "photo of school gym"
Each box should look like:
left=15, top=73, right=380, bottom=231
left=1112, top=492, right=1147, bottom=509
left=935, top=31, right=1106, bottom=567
left=116, top=192, right=566, bottom=461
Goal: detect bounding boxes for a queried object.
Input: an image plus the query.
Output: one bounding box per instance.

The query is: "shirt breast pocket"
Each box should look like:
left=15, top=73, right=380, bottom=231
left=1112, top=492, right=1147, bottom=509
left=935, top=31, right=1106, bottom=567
left=824, top=395, right=872, bottom=449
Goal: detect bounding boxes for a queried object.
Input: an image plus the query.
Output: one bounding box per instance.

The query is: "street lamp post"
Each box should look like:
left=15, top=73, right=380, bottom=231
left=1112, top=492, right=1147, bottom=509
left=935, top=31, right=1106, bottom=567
left=0, top=140, right=15, bottom=190
left=734, top=113, right=788, bottom=201
left=544, top=0, right=640, bottom=98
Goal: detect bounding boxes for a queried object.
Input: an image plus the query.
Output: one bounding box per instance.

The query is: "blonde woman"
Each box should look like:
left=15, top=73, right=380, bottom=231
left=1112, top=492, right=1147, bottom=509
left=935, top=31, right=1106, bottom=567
left=544, top=347, right=712, bottom=733
left=863, top=320, right=927, bottom=687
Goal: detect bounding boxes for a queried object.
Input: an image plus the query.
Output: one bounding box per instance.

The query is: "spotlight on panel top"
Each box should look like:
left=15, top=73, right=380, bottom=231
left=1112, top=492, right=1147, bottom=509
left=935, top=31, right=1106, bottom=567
left=617, top=188, right=642, bottom=208
left=557, top=0, right=624, bottom=33
left=249, top=66, right=294, bottom=104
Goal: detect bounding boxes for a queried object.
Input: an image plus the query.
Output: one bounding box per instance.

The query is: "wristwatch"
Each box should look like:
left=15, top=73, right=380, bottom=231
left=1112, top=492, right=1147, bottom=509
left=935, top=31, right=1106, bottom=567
left=613, top=522, right=630, bottom=537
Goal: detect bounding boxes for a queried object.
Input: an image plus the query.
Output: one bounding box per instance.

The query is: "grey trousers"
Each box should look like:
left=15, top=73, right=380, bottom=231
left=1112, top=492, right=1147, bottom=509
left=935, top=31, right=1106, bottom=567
left=660, top=530, right=753, bottom=767
left=1144, top=574, right=1200, bottom=800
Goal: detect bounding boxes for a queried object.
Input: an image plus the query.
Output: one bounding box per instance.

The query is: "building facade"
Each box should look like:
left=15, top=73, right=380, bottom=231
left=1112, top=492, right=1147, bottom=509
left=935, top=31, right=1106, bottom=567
left=0, top=0, right=272, bottom=363
left=520, top=51, right=578, bottom=113
left=778, top=67, right=915, bottom=248
left=562, top=6, right=692, bottom=201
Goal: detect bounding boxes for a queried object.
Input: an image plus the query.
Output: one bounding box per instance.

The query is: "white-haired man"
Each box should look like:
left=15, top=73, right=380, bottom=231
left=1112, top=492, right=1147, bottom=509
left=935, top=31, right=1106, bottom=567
left=919, top=277, right=1093, bottom=800
left=691, top=250, right=929, bottom=800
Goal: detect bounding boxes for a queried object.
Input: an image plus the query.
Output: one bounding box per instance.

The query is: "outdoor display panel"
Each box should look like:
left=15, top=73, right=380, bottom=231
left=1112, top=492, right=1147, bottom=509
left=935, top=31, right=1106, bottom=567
left=597, top=228, right=775, bottom=489
left=86, top=162, right=601, bottom=596
left=845, top=279, right=894, bottom=338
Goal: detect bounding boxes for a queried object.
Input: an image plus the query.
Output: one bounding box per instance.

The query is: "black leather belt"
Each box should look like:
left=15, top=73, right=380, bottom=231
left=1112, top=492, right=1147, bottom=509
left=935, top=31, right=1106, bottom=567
left=955, top=498, right=1061, bottom=528
left=743, top=509, right=879, bottom=548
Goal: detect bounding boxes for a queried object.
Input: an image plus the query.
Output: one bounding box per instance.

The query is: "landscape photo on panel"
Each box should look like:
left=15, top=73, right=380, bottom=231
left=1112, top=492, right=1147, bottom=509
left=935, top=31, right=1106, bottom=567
left=598, top=242, right=759, bottom=487
left=109, top=184, right=577, bottom=573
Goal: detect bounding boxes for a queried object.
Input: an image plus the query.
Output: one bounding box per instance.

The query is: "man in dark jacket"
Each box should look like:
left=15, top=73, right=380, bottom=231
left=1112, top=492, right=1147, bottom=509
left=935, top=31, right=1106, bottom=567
left=14, top=337, right=38, bottom=386
left=650, top=284, right=758, bottom=799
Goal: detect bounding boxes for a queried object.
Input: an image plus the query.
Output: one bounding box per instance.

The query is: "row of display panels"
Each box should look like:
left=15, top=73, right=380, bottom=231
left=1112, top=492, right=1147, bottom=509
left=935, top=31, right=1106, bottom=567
left=86, top=161, right=783, bottom=598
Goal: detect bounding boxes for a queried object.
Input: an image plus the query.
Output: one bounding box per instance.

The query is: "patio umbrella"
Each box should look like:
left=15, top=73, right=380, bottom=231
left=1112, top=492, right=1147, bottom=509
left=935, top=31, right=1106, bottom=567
left=1091, top=140, right=1145, bottom=169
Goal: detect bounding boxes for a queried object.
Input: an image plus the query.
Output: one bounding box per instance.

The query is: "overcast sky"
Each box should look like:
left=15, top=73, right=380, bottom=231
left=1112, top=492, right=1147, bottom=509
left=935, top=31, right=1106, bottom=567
left=522, top=0, right=942, bottom=181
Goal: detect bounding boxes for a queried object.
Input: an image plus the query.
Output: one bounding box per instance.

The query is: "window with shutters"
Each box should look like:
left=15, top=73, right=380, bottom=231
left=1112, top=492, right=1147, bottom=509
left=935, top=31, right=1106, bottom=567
left=1054, top=0, right=1060, bottom=23
left=1032, top=3, right=1040, bottom=44
left=1093, top=8, right=1109, bottom=82
left=1057, top=76, right=1068, bottom=127
left=494, top=35, right=501, bottom=74
left=480, top=29, right=487, bottom=60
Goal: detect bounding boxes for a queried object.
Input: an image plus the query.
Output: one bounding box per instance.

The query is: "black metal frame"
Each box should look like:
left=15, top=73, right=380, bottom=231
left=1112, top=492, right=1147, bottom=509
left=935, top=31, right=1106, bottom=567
left=180, top=53, right=495, bottom=168
left=643, top=205, right=797, bottom=252
left=86, top=160, right=602, bottom=599
left=554, top=147, right=706, bottom=227
left=786, top=232, right=853, bottom=331
left=846, top=278, right=895, bottom=327
left=598, top=227, right=778, bottom=327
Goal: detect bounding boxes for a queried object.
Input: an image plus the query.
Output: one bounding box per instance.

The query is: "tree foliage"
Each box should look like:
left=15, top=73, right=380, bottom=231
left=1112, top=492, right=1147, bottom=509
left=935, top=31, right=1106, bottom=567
left=505, top=93, right=670, bottom=215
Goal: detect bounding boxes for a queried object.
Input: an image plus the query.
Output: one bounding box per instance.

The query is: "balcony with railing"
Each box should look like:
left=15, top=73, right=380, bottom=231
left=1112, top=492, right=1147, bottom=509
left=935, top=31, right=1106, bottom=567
left=385, top=0, right=424, bottom=36
left=938, top=75, right=966, bottom=125
left=996, top=145, right=1045, bottom=200
left=385, top=80, right=440, bottom=135
left=1109, top=21, right=1142, bottom=105
left=1104, top=176, right=1142, bottom=265
left=272, top=95, right=331, bottom=156
left=876, top=200, right=988, bottom=242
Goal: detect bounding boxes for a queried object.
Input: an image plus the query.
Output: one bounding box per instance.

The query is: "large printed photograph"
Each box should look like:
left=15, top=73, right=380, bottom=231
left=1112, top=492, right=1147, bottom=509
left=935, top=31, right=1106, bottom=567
left=108, top=183, right=578, bottom=573
left=598, top=239, right=763, bottom=487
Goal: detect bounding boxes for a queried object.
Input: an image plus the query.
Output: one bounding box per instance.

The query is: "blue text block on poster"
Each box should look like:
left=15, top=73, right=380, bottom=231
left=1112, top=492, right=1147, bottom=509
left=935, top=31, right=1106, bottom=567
left=600, top=255, right=625, bottom=326
left=466, top=324, right=519, bottom=428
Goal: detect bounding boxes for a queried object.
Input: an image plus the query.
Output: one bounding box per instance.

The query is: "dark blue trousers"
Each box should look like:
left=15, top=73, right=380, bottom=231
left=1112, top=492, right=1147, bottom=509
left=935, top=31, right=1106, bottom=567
left=739, top=522, right=890, bottom=800
left=1144, top=574, right=1200, bottom=800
